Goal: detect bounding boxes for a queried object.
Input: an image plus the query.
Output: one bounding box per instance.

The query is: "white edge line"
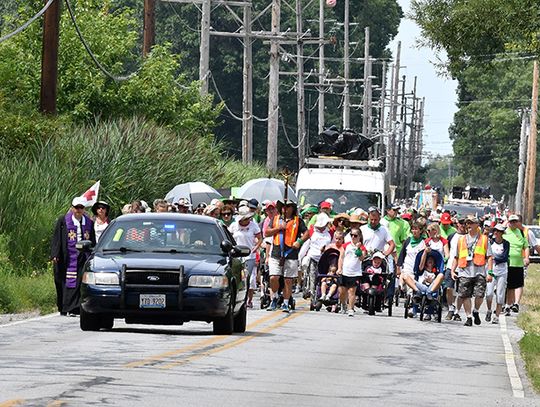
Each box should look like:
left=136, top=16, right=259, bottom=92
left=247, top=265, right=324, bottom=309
left=0, top=312, right=58, bottom=328
left=500, top=314, right=525, bottom=398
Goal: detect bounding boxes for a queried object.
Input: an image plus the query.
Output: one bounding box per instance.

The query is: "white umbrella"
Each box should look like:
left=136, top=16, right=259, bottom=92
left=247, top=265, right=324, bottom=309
left=237, top=178, right=297, bottom=203
left=165, top=182, right=222, bottom=207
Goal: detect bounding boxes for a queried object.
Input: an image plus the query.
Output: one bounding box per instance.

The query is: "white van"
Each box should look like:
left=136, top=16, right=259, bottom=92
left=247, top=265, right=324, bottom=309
left=296, top=157, right=388, bottom=213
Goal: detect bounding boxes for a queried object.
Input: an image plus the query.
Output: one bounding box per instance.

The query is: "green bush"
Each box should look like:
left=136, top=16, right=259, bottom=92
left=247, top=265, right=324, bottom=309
left=0, top=117, right=266, bottom=271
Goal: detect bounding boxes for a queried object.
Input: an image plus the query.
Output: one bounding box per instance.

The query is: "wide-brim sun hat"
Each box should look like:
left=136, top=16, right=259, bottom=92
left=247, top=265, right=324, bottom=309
left=314, top=213, right=331, bottom=228
left=91, top=200, right=110, bottom=215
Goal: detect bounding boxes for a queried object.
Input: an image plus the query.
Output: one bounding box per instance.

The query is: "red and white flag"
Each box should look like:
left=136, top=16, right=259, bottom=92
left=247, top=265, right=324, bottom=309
left=78, top=181, right=100, bottom=207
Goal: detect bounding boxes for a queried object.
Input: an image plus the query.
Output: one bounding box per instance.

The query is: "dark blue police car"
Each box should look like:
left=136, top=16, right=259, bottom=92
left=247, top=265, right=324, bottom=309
left=77, top=213, right=249, bottom=334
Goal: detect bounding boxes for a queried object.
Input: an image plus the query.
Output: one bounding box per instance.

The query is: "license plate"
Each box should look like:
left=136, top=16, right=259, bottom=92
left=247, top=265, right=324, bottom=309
left=139, top=294, right=166, bottom=309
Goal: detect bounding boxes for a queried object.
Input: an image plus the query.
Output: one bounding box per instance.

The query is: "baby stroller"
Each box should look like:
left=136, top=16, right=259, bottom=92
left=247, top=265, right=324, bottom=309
left=357, top=255, right=393, bottom=316
left=259, top=254, right=295, bottom=310
left=403, top=250, right=444, bottom=322
left=310, top=248, right=340, bottom=312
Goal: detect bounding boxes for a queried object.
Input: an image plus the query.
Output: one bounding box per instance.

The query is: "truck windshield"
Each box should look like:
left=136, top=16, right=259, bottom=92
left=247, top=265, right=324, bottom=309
left=297, top=189, right=381, bottom=213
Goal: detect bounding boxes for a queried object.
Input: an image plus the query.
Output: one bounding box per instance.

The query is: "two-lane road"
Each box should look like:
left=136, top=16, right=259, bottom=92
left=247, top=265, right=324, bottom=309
left=0, top=300, right=538, bottom=406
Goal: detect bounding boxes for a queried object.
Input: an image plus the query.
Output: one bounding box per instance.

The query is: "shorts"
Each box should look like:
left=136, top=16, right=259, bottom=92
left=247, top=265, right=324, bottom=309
left=268, top=257, right=298, bottom=278
left=244, top=258, right=257, bottom=290
left=458, top=275, right=486, bottom=299
left=339, top=275, right=361, bottom=288
left=507, top=266, right=524, bottom=289
left=443, top=268, right=456, bottom=290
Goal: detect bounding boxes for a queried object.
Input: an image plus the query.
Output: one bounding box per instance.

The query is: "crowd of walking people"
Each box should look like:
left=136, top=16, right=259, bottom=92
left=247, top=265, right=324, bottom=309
left=51, top=192, right=537, bottom=326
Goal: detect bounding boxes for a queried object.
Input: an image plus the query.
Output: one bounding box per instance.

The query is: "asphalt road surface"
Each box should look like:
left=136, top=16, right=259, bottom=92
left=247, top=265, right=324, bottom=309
left=0, top=299, right=538, bottom=407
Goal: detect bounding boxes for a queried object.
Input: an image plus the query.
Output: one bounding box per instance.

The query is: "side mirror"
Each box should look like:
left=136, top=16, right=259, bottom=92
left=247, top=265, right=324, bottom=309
left=220, top=240, right=233, bottom=254
left=231, top=245, right=251, bottom=258
left=76, top=240, right=94, bottom=252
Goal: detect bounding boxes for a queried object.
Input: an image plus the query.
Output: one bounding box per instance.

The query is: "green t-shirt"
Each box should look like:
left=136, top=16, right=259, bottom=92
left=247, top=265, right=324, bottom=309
left=503, top=228, right=528, bottom=267
left=381, top=215, right=410, bottom=256
left=439, top=224, right=456, bottom=240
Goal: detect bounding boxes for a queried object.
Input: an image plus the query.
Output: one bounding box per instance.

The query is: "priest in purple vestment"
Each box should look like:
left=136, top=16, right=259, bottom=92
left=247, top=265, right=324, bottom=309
left=50, top=197, right=96, bottom=315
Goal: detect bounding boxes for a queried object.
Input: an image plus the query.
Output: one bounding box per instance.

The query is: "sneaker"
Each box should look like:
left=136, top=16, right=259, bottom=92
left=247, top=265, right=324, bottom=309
left=485, top=310, right=492, bottom=322
left=407, top=311, right=415, bottom=318
left=453, top=313, right=462, bottom=322
left=511, top=304, right=519, bottom=313
left=267, top=298, right=277, bottom=311
left=281, top=303, right=290, bottom=313
left=464, top=317, right=473, bottom=327
left=473, top=311, right=481, bottom=325
left=424, top=314, right=432, bottom=321
left=347, top=309, right=354, bottom=317
left=492, top=316, right=499, bottom=324
left=504, top=307, right=511, bottom=316
left=445, top=310, right=455, bottom=321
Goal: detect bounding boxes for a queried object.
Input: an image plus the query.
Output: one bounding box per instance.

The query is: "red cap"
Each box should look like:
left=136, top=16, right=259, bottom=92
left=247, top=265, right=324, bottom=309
left=401, top=213, right=412, bottom=220
left=440, top=212, right=452, bottom=225
left=320, top=201, right=332, bottom=209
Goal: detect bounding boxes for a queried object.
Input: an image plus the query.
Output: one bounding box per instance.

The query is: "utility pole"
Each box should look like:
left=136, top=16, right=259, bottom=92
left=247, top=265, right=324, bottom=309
left=415, top=97, right=425, bottom=170
left=296, top=0, right=306, bottom=165
left=143, top=0, right=156, bottom=57
left=378, top=61, right=387, bottom=159
left=398, top=74, right=407, bottom=197
left=361, top=26, right=370, bottom=137
left=524, top=59, right=539, bottom=222
left=318, top=0, right=325, bottom=134
left=40, top=0, right=61, bottom=114
left=242, top=4, right=253, bottom=163
left=389, top=41, right=401, bottom=185
left=406, top=76, right=417, bottom=198
left=342, top=0, right=350, bottom=129
left=515, top=108, right=530, bottom=214
left=199, top=0, right=211, bottom=95
left=267, top=0, right=281, bottom=171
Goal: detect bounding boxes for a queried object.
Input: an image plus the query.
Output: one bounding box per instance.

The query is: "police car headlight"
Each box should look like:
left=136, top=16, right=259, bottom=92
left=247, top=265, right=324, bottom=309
left=82, top=272, right=119, bottom=285
left=188, top=275, right=229, bottom=288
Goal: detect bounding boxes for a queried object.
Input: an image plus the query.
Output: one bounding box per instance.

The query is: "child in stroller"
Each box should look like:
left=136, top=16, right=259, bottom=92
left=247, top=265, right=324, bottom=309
left=403, top=248, right=444, bottom=321
left=358, top=252, right=392, bottom=316
left=311, top=247, right=341, bottom=312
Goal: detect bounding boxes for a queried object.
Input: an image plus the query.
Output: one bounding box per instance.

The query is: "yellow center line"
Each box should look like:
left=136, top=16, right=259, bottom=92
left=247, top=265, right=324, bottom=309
left=47, top=401, right=65, bottom=407
left=125, top=308, right=284, bottom=368
left=159, top=311, right=304, bottom=370
left=0, top=400, right=25, bottom=407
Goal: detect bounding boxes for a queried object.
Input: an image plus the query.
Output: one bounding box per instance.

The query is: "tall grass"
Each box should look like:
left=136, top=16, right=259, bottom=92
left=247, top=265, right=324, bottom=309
left=0, top=117, right=267, bottom=272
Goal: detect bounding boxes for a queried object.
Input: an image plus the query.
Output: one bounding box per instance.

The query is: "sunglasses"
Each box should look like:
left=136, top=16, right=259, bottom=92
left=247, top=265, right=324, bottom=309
left=350, top=233, right=359, bottom=238
left=73, top=205, right=85, bottom=210
left=222, top=212, right=232, bottom=216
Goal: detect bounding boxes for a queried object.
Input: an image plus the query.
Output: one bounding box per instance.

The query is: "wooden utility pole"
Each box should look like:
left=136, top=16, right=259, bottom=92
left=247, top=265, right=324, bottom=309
left=361, top=27, right=370, bottom=137
left=267, top=0, right=281, bottom=171
left=398, top=74, right=407, bottom=197
left=406, top=76, right=417, bottom=198
left=318, top=0, right=325, bottom=134
left=377, top=61, right=387, bottom=159
left=342, top=0, right=350, bottom=129
left=296, top=0, right=306, bottom=165
left=143, top=0, right=156, bottom=57
left=40, top=0, right=61, bottom=114
left=242, top=4, right=253, bottom=164
left=524, top=60, right=539, bottom=222
left=389, top=41, right=401, bottom=185
left=515, top=109, right=529, bottom=214
left=199, top=0, right=211, bottom=95
left=415, top=97, right=425, bottom=170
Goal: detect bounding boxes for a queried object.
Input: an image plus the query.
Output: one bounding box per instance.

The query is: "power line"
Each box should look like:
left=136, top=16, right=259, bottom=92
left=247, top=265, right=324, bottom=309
left=280, top=108, right=308, bottom=149
left=64, top=0, right=139, bottom=82
left=0, top=0, right=55, bottom=44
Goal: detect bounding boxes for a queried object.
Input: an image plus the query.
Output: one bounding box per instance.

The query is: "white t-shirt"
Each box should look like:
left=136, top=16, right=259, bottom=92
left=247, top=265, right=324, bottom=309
left=419, top=270, right=435, bottom=286
left=491, top=240, right=508, bottom=276
left=306, top=229, right=332, bottom=262
left=399, top=239, right=426, bottom=276
left=229, top=221, right=261, bottom=260
left=360, top=224, right=393, bottom=252
left=341, top=242, right=363, bottom=277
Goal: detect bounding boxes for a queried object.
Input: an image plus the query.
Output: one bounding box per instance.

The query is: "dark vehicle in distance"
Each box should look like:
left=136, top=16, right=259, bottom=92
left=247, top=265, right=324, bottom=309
left=77, top=213, right=249, bottom=334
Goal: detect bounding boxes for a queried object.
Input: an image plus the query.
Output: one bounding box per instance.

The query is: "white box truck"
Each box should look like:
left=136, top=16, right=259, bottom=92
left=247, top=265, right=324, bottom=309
left=296, top=157, right=389, bottom=213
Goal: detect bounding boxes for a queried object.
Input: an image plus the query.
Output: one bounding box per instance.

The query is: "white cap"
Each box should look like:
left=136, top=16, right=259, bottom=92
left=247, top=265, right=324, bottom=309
left=508, top=214, right=520, bottom=222
left=324, top=198, right=334, bottom=206
left=72, top=197, right=86, bottom=207
left=372, top=251, right=385, bottom=260
left=314, top=213, right=331, bottom=228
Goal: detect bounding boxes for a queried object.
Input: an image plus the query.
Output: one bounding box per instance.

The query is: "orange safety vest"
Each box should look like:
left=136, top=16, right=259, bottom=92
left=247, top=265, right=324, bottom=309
left=457, top=234, right=488, bottom=268
left=273, top=216, right=299, bottom=247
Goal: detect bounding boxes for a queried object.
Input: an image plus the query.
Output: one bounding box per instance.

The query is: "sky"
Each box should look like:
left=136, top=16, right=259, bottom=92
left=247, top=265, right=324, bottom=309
left=388, top=0, right=458, bottom=157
